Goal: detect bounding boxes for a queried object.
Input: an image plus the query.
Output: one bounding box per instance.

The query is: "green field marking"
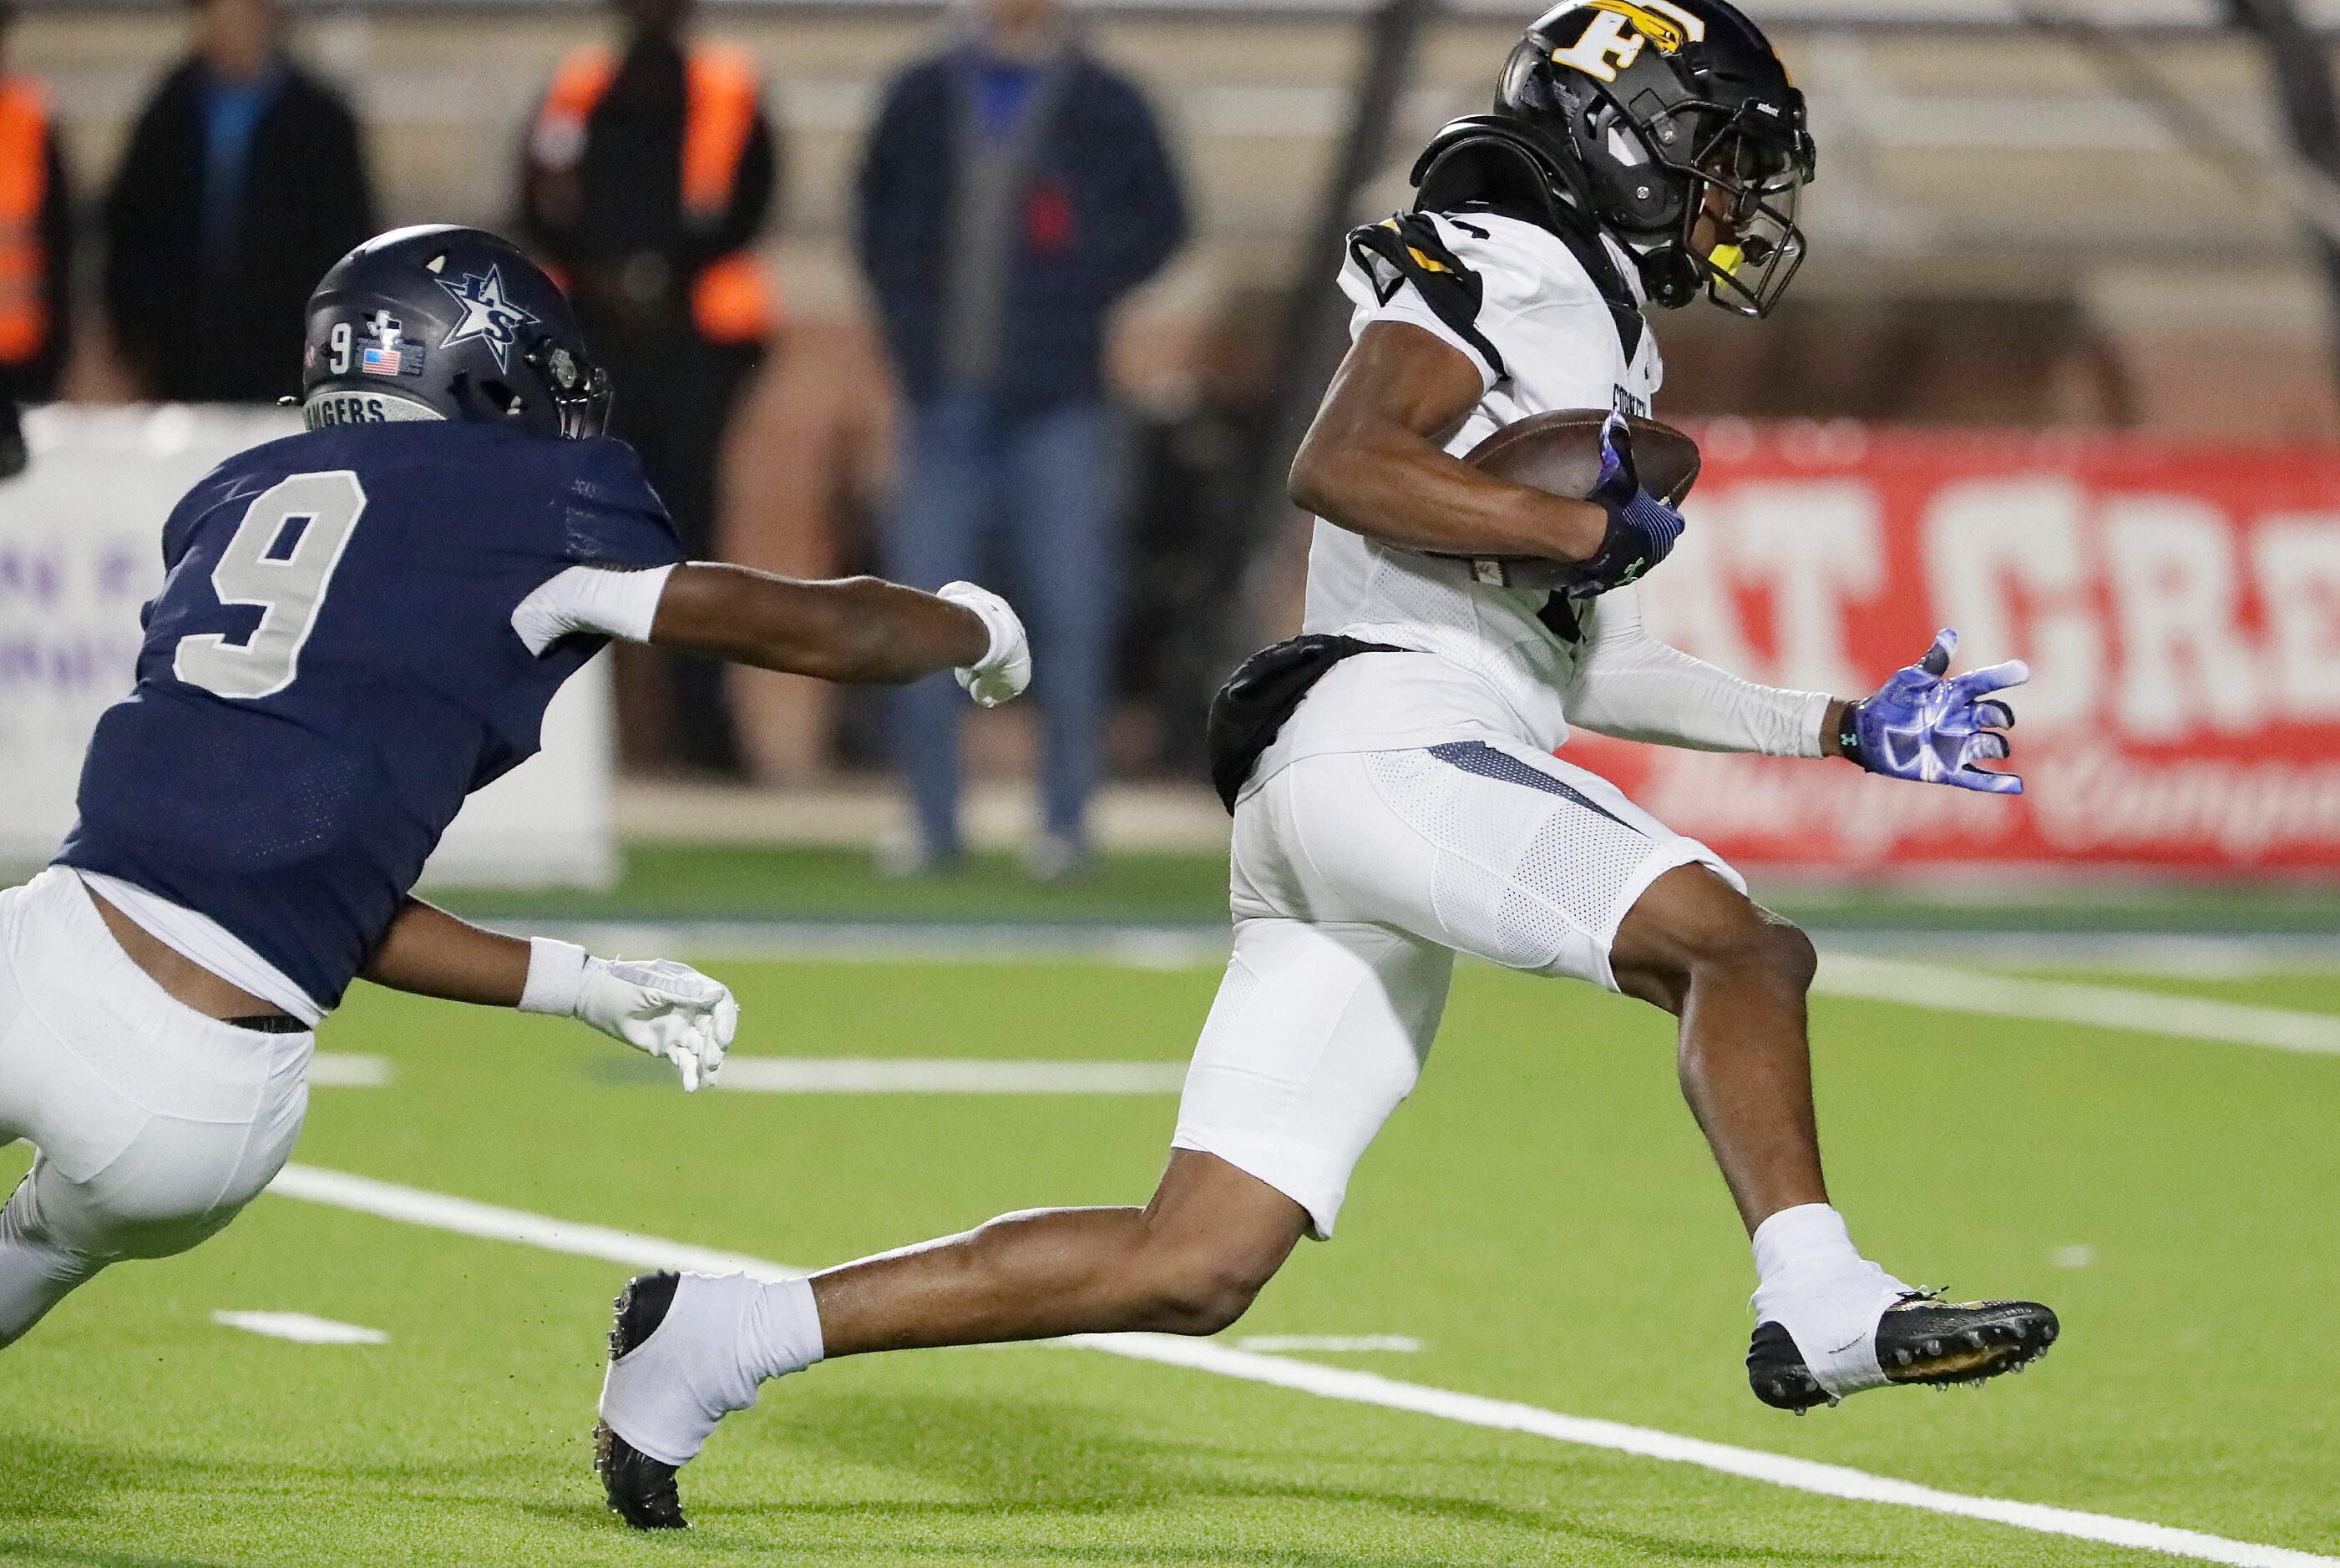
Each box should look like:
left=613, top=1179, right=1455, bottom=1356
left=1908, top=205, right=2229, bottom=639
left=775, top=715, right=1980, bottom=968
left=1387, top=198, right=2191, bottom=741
left=432, top=843, right=1235, bottom=926
left=4, top=958, right=2335, bottom=1564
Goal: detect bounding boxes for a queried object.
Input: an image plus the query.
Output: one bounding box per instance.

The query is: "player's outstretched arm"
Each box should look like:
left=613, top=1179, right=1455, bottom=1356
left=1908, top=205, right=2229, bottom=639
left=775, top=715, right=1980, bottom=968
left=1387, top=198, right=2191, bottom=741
left=649, top=564, right=1030, bottom=705
left=1563, top=587, right=1835, bottom=758
left=1289, top=321, right=1612, bottom=562
left=360, top=899, right=738, bottom=1090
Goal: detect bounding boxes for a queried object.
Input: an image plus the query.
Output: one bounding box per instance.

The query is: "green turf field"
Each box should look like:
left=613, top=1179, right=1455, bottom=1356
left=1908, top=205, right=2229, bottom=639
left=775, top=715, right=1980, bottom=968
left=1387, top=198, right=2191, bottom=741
left=4, top=953, right=2336, bottom=1566
left=431, top=842, right=2340, bottom=934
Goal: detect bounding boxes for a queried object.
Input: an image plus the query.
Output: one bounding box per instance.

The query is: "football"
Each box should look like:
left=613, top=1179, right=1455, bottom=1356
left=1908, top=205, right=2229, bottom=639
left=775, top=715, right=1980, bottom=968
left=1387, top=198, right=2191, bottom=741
left=1464, top=408, right=1702, bottom=506
left=1433, top=409, right=1701, bottom=591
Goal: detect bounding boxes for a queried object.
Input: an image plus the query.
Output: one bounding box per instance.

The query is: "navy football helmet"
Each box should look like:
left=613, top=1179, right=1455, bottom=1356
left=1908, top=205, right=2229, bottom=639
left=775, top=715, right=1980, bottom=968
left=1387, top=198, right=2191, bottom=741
left=1412, top=0, right=1815, bottom=316
left=301, top=225, right=612, bottom=438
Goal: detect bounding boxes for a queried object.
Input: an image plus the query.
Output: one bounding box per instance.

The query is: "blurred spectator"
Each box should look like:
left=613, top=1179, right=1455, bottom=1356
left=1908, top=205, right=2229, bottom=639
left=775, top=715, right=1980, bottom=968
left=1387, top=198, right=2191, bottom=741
left=0, top=1, right=72, bottom=410
left=102, top=0, right=373, bottom=403
left=520, top=0, right=779, bottom=778
left=1120, top=290, right=1284, bottom=779
left=859, top=0, right=1187, bottom=878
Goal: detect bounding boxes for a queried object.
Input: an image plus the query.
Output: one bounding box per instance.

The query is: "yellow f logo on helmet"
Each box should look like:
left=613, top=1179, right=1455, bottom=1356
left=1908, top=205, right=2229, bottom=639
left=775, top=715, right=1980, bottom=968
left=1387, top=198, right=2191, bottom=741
left=1549, top=0, right=1709, bottom=83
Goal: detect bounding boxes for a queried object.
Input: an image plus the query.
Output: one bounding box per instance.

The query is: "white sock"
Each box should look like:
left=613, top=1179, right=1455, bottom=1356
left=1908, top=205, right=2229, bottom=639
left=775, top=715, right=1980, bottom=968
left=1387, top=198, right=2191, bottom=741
left=741, top=1274, right=828, bottom=1384
left=598, top=1272, right=826, bottom=1466
left=1751, top=1202, right=1864, bottom=1286
left=1749, top=1204, right=1909, bottom=1400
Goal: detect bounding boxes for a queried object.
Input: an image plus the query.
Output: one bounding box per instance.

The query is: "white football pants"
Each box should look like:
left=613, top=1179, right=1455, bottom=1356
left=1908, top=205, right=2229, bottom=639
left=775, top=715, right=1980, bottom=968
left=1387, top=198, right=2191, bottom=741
left=1173, top=737, right=1740, bottom=1239
left=0, top=867, right=311, bottom=1346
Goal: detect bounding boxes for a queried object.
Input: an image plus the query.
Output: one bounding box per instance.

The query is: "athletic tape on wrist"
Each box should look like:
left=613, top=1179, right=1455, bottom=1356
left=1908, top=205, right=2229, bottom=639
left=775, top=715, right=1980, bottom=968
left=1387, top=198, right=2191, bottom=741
left=940, top=583, right=1009, bottom=672
left=519, top=937, right=590, bottom=1015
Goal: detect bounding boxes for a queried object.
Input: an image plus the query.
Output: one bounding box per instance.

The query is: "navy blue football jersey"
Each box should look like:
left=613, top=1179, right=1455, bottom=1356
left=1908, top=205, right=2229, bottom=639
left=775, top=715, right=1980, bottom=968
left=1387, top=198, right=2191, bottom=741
left=59, top=422, right=681, bottom=1009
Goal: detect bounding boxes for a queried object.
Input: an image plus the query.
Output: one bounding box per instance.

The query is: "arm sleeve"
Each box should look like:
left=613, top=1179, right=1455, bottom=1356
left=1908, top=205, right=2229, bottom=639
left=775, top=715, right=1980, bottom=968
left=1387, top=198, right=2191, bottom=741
left=853, top=78, right=912, bottom=283
left=511, top=563, right=676, bottom=656
left=30, top=128, right=69, bottom=399
left=1561, top=586, right=1832, bottom=757
left=100, top=100, right=170, bottom=390
left=722, top=106, right=777, bottom=256
left=1097, top=75, right=1188, bottom=301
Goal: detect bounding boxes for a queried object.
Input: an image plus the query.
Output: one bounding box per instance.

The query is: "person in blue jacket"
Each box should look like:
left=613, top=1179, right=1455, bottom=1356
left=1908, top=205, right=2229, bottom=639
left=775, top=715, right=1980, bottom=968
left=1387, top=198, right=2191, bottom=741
left=858, top=0, right=1187, bottom=878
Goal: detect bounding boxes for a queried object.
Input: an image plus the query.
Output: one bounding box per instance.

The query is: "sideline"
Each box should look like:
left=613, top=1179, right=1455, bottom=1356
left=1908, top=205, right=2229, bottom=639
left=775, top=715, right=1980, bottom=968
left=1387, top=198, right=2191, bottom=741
left=266, top=1162, right=2337, bottom=1568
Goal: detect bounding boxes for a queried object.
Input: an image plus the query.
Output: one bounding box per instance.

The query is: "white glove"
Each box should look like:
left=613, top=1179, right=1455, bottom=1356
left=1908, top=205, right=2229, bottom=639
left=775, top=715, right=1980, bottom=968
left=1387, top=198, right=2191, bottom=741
left=936, top=580, right=1031, bottom=708
left=575, top=957, right=738, bottom=1091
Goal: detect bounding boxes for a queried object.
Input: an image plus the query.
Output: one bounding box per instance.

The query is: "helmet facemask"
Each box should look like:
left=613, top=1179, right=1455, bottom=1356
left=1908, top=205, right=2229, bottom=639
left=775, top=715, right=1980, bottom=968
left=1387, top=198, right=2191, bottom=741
left=1573, top=83, right=1813, bottom=315
left=1650, top=98, right=1811, bottom=316
left=523, top=334, right=615, bottom=440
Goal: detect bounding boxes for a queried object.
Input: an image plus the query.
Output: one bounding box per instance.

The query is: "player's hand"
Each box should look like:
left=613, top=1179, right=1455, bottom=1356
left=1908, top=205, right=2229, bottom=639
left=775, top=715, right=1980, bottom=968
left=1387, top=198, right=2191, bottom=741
left=1568, top=412, right=1685, bottom=598
left=1842, top=629, right=2027, bottom=794
left=938, top=580, right=1031, bottom=707
left=575, top=957, right=737, bottom=1091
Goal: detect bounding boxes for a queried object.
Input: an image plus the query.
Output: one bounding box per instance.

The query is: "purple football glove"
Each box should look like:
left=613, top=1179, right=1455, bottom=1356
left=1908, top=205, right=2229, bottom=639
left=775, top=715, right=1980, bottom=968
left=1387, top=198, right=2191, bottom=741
left=1568, top=412, right=1685, bottom=599
left=1842, top=629, right=2028, bottom=794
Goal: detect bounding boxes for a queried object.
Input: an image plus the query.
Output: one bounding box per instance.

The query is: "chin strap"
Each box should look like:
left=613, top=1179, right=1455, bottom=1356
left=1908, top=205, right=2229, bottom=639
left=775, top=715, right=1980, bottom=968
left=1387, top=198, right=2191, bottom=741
left=1635, top=243, right=1704, bottom=310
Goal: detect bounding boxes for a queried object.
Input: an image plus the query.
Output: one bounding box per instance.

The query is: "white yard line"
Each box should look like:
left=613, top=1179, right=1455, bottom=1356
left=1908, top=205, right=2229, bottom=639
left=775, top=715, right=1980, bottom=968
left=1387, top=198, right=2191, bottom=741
left=267, top=1165, right=803, bottom=1282
left=712, top=1058, right=1187, bottom=1095
left=306, top=1054, right=393, bottom=1087
left=1070, top=1333, right=2335, bottom=1568
left=262, top=1162, right=2337, bottom=1568
left=1815, top=953, right=2340, bottom=1056
left=212, top=1310, right=387, bottom=1345
left=1234, top=1333, right=1421, bottom=1353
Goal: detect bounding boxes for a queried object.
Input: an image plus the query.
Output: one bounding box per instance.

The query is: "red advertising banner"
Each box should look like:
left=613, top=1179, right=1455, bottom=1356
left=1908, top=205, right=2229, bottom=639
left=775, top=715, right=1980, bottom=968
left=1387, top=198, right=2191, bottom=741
left=1562, top=421, right=2340, bottom=877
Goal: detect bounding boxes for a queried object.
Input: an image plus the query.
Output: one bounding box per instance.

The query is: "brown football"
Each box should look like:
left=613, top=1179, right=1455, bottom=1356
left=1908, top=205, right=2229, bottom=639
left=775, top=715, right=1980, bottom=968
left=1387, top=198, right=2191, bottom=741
left=1464, top=409, right=1701, bottom=505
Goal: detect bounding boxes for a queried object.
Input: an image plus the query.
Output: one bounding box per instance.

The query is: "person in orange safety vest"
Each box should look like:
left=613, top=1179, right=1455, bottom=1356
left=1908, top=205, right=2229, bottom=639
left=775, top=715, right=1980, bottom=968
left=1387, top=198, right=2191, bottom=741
left=519, top=0, right=779, bottom=776
left=0, top=0, right=73, bottom=411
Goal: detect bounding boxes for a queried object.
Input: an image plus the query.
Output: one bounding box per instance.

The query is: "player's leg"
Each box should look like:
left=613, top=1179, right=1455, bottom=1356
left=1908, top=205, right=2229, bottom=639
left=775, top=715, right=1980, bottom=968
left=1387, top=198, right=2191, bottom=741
left=880, top=392, right=997, bottom=867
left=595, top=821, right=1454, bottom=1525
left=1609, top=865, right=1826, bottom=1232
left=1605, top=861, right=2056, bottom=1408
left=1284, top=737, right=2056, bottom=1410
left=0, top=869, right=311, bottom=1346
left=1000, top=397, right=1119, bottom=871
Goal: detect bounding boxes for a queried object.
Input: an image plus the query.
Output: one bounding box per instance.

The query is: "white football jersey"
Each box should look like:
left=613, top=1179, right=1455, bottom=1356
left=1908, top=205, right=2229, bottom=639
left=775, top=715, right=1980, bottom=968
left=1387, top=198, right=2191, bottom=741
left=1300, top=209, right=1663, bottom=753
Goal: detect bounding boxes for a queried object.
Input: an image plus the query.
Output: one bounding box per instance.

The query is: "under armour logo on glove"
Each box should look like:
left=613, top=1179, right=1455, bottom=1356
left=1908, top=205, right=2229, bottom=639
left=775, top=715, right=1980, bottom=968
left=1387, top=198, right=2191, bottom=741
left=1842, top=629, right=2028, bottom=794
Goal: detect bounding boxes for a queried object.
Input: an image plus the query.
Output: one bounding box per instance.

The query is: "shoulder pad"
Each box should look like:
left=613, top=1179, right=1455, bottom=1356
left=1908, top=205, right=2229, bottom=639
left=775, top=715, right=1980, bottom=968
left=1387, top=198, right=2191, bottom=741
left=1346, top=213, right=1507, bottom=379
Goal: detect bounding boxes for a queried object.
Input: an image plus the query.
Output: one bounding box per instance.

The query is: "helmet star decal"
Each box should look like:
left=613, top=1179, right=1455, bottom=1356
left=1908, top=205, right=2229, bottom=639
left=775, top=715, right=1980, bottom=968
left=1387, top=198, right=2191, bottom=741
left=436, top=265, right=537, bottom=372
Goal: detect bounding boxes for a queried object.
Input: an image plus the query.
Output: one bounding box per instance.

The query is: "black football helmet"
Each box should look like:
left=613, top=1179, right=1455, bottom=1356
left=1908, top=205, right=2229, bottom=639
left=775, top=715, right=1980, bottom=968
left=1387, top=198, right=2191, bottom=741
left=1412, top=0, right=1815, bottom=316
left=299, top=225, right=612, bottom=438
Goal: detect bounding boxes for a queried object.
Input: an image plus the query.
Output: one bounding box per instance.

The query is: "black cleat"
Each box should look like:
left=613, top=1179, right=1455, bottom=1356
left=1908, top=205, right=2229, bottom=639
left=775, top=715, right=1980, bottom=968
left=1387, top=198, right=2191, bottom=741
left=1748, top=1292, right=2059, bottom=1412
left=595, top=1271, right=688, bottom=1529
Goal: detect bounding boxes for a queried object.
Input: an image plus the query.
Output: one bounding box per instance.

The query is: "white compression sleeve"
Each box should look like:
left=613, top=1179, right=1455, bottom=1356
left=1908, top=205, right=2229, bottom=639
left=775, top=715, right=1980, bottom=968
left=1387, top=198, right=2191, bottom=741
left=510, top=563, right=677, bottom=656
left=1562, top=586, right=1832, bottom=757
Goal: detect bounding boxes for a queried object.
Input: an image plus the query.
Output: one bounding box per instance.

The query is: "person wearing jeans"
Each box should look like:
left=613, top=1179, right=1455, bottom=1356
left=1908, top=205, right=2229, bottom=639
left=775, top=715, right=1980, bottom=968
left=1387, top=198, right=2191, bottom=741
left=857, top=0, right=1186, bottom=875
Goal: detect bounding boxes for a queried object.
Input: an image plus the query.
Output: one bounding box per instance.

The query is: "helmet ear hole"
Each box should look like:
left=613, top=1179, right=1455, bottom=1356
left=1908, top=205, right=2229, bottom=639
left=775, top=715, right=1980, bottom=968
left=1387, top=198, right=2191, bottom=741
left=478, top=380, right=526, bottom=417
